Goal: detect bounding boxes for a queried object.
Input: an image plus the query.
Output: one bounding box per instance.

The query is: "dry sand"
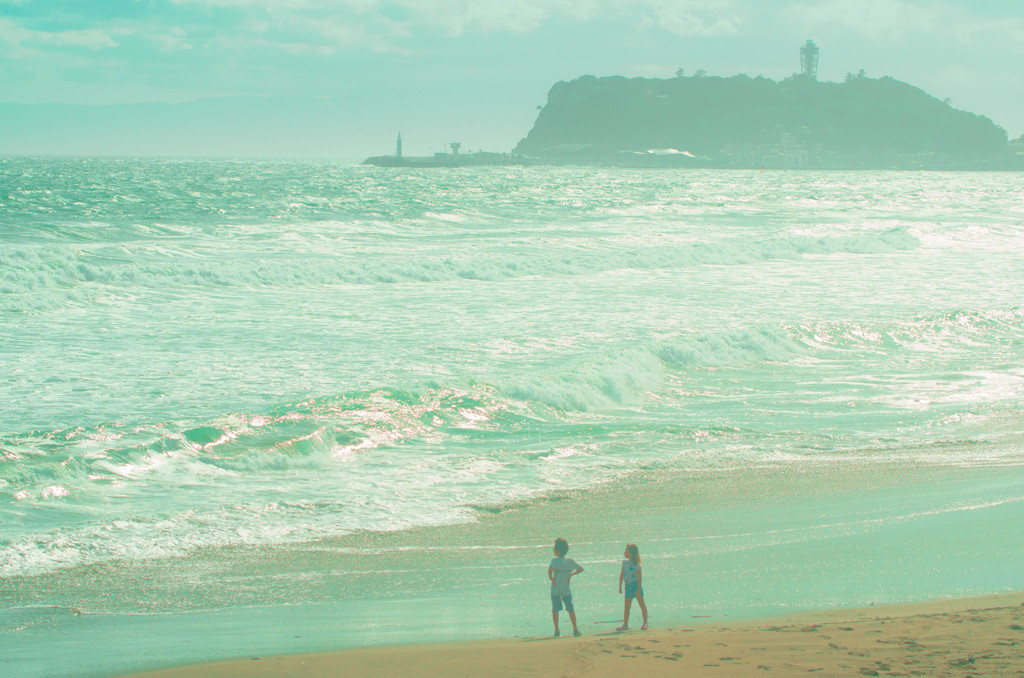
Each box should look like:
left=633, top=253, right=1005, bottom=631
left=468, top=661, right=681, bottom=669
left=124, top=592, right=1023, bottom=677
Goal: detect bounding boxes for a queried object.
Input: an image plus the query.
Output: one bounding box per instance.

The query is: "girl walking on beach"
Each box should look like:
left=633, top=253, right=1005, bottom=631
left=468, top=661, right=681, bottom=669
left=617, top=543, right=648, bottom=631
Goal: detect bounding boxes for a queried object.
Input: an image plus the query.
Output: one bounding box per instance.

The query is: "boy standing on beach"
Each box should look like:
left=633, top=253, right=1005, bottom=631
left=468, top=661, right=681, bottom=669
left=548, top=537, right=583, bottom=637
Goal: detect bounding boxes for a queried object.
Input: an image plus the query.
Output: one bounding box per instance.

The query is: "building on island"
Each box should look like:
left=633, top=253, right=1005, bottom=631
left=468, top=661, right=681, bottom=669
left=800, top=40, right=820, bottom=79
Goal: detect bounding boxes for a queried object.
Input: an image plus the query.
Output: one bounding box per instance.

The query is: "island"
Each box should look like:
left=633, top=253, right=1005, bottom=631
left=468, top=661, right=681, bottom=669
left=514, top=69, right=1018, bottom=169
left=365, top=42, right=1022, bottom=170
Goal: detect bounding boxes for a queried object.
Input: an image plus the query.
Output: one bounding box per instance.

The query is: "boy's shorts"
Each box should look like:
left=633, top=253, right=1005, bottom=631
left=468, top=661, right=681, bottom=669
left=624, top=582, right=644, bottom=600
left=551, top=593, right=574, bottom=613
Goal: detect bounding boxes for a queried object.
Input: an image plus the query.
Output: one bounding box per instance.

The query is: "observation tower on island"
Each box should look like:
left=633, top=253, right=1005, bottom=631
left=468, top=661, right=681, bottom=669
left=800, top=40, right=820, bottom=79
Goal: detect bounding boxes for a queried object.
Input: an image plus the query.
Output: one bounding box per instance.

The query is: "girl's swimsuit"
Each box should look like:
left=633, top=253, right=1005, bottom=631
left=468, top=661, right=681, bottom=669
left=622, top=559, right=644, bottom=599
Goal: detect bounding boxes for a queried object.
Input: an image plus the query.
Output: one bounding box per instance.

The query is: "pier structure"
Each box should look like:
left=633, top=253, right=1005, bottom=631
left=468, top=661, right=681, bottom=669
left=364, top=134, right=524, bottom=167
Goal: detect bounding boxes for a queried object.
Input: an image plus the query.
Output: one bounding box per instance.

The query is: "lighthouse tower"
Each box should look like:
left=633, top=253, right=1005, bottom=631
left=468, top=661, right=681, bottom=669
left=800, top=40, right=819, bottom=79
left=396, top=133, right=402, bottom=158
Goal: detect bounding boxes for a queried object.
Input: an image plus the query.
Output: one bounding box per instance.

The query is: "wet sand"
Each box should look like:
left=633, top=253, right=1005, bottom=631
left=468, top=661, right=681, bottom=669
left=123, top=592, right=1023, bottom=677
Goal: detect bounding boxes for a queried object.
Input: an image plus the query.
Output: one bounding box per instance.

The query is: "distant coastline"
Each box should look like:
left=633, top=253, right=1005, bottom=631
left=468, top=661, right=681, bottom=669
left=364, top=70, right=1024, bottom=170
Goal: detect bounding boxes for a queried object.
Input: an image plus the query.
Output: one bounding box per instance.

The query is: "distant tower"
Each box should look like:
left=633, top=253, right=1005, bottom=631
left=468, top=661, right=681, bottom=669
left=449, top=142, right=462, bottom=156
left=800, top=40, right=819, bottom=79
left=396, top=132, right=402, bottom=158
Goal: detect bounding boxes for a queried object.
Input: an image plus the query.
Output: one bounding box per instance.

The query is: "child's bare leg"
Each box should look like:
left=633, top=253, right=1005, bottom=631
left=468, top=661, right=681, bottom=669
left=637, top=594, right=648, bottom=625
left=622, top=598, right=632, bottom=626
left=552, top=611, right=559, bottom=633
left=568, top=610, right=578, bottom=631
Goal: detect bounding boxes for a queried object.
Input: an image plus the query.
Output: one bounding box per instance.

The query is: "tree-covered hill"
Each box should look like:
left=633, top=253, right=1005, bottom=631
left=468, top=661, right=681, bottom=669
left=515, top=72, right=1015, bottom=168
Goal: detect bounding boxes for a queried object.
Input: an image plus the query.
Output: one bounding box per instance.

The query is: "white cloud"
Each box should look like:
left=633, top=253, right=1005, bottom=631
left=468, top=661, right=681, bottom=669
left=0, top=18, right=119, bottom=53
left=6, top=0, right=1022, bottom=58
left=622, top=0, right=742, bottom=37
left=383, top=0, right=741, bottom=37
left=782, top=0, right=1024, bottom=46
left=783, top=0, right=940, bottom=40
left=948, top=15, right=1024, bottom=51
left=161, top=0, right=741, bottom=40
left=151, top=33, right=194, bottom=52
left=48, top=28, right=119, bottom=50
left=307, top=17, right=409, bottom=54
left=930, top=63, right=1024, bottom=92
left=213, top=32, right=335, bottom=55
left=404, top=0, right=552, bottom=36
left=165, top=0, right=377, bottom=11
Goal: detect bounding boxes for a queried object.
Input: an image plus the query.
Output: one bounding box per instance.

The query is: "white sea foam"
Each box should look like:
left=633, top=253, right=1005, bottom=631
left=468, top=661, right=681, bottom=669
left=2, top=162, right=1024, bottom=580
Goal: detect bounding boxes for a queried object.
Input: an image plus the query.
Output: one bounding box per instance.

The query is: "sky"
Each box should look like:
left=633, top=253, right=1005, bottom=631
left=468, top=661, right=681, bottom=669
left=1, top=0, right=1022, bottom=157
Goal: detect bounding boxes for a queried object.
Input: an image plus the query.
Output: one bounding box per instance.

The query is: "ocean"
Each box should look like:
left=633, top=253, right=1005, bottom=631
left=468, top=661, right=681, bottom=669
left=2, top=158, right=1022, bottom=677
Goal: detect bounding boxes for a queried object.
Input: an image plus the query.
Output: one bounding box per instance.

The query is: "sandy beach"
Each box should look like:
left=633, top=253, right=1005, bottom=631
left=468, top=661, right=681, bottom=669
left=122, top=593, right=1023, bottom=678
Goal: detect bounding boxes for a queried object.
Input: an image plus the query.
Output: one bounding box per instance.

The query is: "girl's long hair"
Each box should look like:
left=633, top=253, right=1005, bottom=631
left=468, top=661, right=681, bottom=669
left=626, top=543, right=641, bottom=565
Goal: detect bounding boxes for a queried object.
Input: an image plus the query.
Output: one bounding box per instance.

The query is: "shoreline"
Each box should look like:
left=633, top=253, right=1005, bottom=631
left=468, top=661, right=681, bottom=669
left=9, top=460, right=1024, bottom=678
left=121, top=592, right=1024, bottom=677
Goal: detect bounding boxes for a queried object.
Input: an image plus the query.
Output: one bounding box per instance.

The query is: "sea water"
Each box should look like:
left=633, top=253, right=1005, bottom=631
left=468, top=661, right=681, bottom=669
left=1, top=159, right=1022, bottom=677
